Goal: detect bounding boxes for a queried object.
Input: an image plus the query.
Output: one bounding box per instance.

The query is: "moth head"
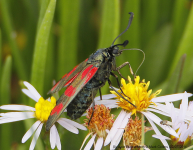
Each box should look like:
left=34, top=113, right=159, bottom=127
left=110, top=40, right=129, bottom=56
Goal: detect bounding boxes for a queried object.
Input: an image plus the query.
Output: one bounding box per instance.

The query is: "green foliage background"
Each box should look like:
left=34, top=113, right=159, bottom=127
left=0, top=0, right=193, bottom=149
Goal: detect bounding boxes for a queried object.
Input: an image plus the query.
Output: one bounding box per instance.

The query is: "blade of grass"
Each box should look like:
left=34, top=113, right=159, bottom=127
left=119, top=0, right=140, bottom=78
left=44, top=31, right=54, bottom=94
left=169, top=5, right=193, bottom=89
left=142, top=24, right=172, bottom=87
left=98, top=0, right=120, bottom=48
left=97, top=0, right=120, bottom=94
left=78, top=1, right=97, bottom=62
left=37, top=0, right=50, bottom=29
left=0, top=0, right=27, bottom=80
left=141, top=0, right=159, bottom=49
left=31, top=0, right=56, bottom=96
left=165, top=0, right=190, bottom=77
left=159, top=54, right=186, bottom=95
left=171, top=0, right=189, bottom=51
left=57, top=0, right=81, bottom=79
left=0, top=29, right=1, bottom=80
left=0, top=56, right=12, bottom=150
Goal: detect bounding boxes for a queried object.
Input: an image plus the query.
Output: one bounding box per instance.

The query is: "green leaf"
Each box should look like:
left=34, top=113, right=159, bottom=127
left=37, top=0, right=50, bottom=29
left=157, top=54, right=186, bottom=95
left=0, top=29, right=1, bottom=80
left=97, top=0, right=120, bottom=94
left=0, top=0, right=27, bottom=80
left=141, top=24, right=172, bottom=88
left=119, top=0, right=140, bottom=78
left=0, top=56, right=12, bottom=150
left=141, top=0, right=159, bottom=48
left=169, top=6, right=193, bottom=89
left=98, top=0, right=120, bottom=48
left=31, top=0, right=56, bottom=95
left=170, top=0, right=189, bottom=51
left=57, top=0, right=81, bottom=79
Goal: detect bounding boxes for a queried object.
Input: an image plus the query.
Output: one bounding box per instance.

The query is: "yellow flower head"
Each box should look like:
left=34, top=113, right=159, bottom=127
left=111, top=76, right=161, bottom=115
left=35, top=96, right=56, bottom=122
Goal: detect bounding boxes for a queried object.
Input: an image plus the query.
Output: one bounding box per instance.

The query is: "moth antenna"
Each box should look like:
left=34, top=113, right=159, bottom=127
left=121, top=48, right=145, bottom=76
left=111, top=12, right=134, bottom=46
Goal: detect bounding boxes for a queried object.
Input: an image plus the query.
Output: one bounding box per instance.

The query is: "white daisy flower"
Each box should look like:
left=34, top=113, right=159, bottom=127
left=0, top=81, right=87, bottom=150
left=80, top=104, right=115, bottom=150
left=154, top=91, right=193, bottom=148
left=94, top=76, right=192, bottom=150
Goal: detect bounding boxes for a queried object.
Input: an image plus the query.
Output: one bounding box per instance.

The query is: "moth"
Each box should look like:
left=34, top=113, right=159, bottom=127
left=46, top=12, right=135, bottom=131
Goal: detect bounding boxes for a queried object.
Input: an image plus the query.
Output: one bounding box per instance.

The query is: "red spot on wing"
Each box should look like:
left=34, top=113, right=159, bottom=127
left=81, top=65, right=93, bottom=80
left=64, top=85, right=76, bottom=97
left=66, top=65, right=78, bottom=78
left=64, top=73, right=79, bottom=87
left=62, top=74, right=67, bottom=79
left=50, top=82, right=59, bottom=92
left=84, top=67, right=98, bottom=84
left=50, top=74, right=67, bottom=92
left=50, top=103, right=64, bottom=115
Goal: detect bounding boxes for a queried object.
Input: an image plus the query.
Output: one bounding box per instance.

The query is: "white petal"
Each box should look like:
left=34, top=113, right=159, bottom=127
left=110, top=113, right=131, bottom=149
left=23, top=81, right=41, bottom=101
left=22, top=89, right=38, bottom=102
left=178, top=92, right=189, bottom=124
left=188, top=101, right=193, bottom=111
left=80, top=132, right=92, bottom=150
left=142, top=111, right=178, bottom=137
left=151, top=93, right=192, bottom=103
left=94, top=94, right=116, bottom=101
left=94, top=137, right=103, bottom=150
left=22, top=120, right=41, bottom=143
left=110, top=130, right=123, bottom=150
left=50, top=125, right=57, bottom=149
left=180, top=117, right=193, bottom=141
left=0, top=112, right=34, bottom=118
left=0, top=105, right=35, bottom=111
left=106, top=129, right=109, bottom=134
left=57, top=119, right=79, bottom=134
left=104, top=110, right=127, bottom=146
left=148, top=103, right=170, bottom=115
left=145, top=115, right=170, bottom=150
left=146, top=108, right=169, bottom=117
left=59, top=118, right=87, bottom=130
left=84, top=134, right=96, bottom=150
left=152, top=134, right=170, bottom=140
left=29, top=122, right=43, bottom=150
left=55, top=127, right=61, bottom=150
left=178, top=123, right=188, bottom=141
left=95, top=100, right=117, bottom=108
left=0, top=112, right=34, bottom=124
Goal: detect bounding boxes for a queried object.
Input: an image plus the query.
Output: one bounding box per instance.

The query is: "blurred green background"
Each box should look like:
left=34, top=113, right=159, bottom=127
left=0, top=0, right=193, bottom=149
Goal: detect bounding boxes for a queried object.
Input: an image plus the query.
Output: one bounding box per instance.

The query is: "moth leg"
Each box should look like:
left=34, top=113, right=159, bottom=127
left=88, top=90, right=96, bottom=125
left=116, top=61, right=135, bottom=81
left=107, top=79, right=136, bottom=108
left=99, top=88, right=102, bottom=100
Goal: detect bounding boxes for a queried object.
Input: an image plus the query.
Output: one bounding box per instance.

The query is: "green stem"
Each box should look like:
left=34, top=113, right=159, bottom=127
left=141, top=113, right=145, bottom=150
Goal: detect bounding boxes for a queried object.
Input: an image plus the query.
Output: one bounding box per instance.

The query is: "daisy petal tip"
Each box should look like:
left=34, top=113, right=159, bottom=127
left=104, top=138, right=110, bottom=146
left=23, top=81, right=29, bottom=87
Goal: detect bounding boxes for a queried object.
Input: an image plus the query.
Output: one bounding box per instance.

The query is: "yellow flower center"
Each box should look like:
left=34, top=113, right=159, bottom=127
left=35, top=96, right=56, bottom=122
left=111, top=76, right=161, bottom=115
left=84, top=105, right=115, bottom=138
